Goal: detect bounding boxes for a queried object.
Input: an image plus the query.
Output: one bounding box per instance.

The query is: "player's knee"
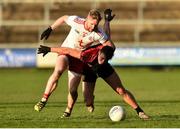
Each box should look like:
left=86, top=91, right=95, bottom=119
left=70, top=90, right=78, bottom=98
left=52, top=70, right=63, bottom=79
left=116, top=87, right=126, bottom=96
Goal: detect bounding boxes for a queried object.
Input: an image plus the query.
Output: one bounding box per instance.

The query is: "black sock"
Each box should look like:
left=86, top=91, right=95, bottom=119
left=135, top=106, right=144, bottom=114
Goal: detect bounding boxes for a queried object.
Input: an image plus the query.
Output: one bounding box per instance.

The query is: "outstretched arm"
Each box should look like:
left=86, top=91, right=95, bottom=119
left=51, top=47, right=81, bottom=59
left=50, top=15, right=69, bottom=30
left=104, top=21, right=111, bottom=40
left=37, top=45, right=81, bottom=59
left=103, top=9, right=116, bottom=49
left=41, top=15, right=69, bottom=40
left=103, top=8, right=115, bottom=40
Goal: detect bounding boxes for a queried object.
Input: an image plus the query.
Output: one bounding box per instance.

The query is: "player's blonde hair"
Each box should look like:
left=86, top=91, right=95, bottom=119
left=88, top=9, right=102, bottom=22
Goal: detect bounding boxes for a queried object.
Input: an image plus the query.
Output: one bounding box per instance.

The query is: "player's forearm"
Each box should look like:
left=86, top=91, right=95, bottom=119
left=50, top=47, right=81, bottom=59
left=103, top=20, right=115, bottom=49
left=103, top=20, right=111, bottom=40
left=51, top=15, right=68, bottom=30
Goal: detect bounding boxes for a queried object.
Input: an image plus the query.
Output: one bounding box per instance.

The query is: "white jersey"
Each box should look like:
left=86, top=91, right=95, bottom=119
left=61, top=15, right=108, bottom=50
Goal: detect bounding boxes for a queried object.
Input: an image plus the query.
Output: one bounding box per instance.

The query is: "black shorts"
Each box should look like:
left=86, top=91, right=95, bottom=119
left=82, top=63, right=114, bottom=82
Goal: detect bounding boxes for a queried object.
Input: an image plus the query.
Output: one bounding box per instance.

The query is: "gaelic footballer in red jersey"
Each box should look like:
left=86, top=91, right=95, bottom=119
left=37, top=44, right=114, bottom=66
left=37, top=44, right=150, bottom=120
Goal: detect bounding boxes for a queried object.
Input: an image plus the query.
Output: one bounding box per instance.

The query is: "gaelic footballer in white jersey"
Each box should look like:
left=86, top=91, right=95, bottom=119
left=63, top=15, right=108, bottom=50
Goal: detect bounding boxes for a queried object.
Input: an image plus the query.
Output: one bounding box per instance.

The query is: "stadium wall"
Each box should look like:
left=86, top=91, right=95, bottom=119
left=110, top=47, right=180, bottom=66
left=0, top=48, right=36, bottom=67
left=1, top=47, right=180, bottom=68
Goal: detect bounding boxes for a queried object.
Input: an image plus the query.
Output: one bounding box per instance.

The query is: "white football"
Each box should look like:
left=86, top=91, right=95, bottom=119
left=109, top=105, right=126, bottom=122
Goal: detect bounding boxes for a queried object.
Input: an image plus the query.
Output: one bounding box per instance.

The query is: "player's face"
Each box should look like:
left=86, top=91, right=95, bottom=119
left=85, top=15, right=98, bottom=32
left=98, top=51, right=106, bottom=65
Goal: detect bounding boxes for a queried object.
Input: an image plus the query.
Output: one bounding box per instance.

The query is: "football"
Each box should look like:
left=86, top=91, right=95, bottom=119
left=109, top=105, right=126, bottom=122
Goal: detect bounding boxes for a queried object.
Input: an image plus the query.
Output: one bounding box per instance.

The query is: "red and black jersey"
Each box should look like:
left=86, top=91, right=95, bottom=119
left=80, top=44, right=103, bottom=65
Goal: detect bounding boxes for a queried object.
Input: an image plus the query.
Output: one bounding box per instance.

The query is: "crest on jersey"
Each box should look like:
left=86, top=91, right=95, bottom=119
left=74, top=17, right=84, bottom=24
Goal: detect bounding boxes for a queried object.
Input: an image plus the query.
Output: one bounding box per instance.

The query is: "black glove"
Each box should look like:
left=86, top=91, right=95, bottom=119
left=37, top=45, right=51, bottom=57
left=104, top=9, right=115, bottom=21
left=40, top=26, right=52, bottom=40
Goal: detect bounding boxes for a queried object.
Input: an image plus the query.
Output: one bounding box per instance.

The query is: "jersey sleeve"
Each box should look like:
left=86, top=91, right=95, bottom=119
left=80, top=45, right=101, bottom=63
left=65, top=15, right=84, bottom=28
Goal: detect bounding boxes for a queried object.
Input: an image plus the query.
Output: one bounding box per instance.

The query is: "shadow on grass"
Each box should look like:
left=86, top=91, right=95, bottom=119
left=0, top=100, right=180, bottom=107
left=150, top=114, right=180, bottom=121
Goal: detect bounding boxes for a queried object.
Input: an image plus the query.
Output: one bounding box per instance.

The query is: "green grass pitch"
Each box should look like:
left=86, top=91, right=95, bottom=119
left=0, top=67, right=180, bottom=128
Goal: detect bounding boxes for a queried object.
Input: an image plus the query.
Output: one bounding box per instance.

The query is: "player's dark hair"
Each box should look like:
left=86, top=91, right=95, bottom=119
left=100, top=46, right=114, bottom=62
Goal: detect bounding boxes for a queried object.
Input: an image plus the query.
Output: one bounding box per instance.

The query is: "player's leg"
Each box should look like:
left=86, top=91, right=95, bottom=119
left=34, top=55, right=68, bottom=112
left=43, top=55, right=68, bottom=97
left=82, top=64, right=97, bottom=112
left=61, top=56, right=83, bottom=118
left=103, top=71, right=138, bottom=108
left=97, top=63, right=149, bottom=120
left=61, top=71, right=81, bottom=118
left=82, top=82, right=96, bottom=112
left=103, top=71, right=149, bottom=119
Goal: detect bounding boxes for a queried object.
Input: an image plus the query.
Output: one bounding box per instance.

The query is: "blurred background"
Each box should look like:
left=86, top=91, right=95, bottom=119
left=1, top=0, right=180, bottom=67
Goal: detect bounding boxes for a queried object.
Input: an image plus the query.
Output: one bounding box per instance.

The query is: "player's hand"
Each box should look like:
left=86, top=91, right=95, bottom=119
left=104, top=9, right=115, bottom=21
left=37, top=45, right=51, bottom=57
left=40, top=26, right=52, bottom=40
